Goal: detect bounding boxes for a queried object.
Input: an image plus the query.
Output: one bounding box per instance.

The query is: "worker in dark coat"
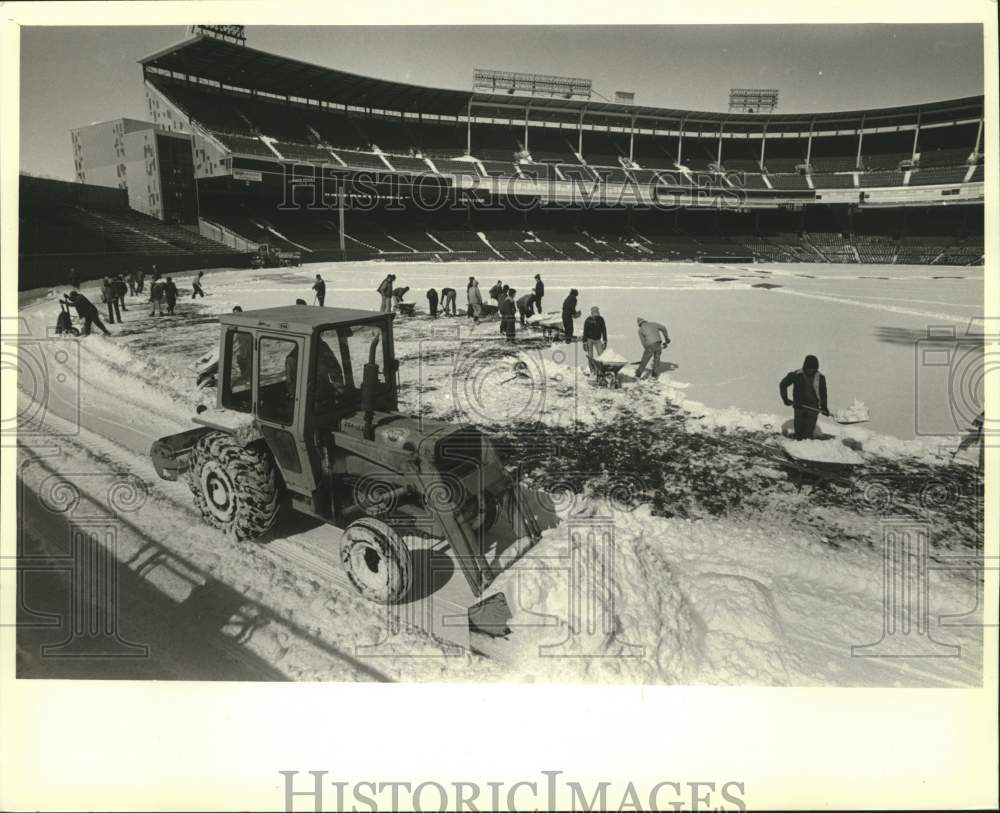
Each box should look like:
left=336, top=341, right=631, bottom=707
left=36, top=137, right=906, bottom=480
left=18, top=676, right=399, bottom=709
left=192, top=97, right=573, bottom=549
left=534, top=274, right=544, bottom=311
left=101, top=277, right=120, bottom=324
left=164, top=276, right=179, bottom=315
left=426, top=288, right=439, bottom=318
left=392, top=286, right=410, bottom=310
left=780, top=354, right=829, bottom=440
left=377, top=274, right=395, bottom=311
left=582, top=306, right=608, bottom=373
left=561, top=288, right=580, bottom=342
left=63, top=290, right=110, bottom=336
left=113, top=274, right=128, bottom=312
left=498, top=289, right=517, bottom=341
left=191, top=271, right=206, bottom=299
left=149, top=277, right=166, bottom=316
left=440, top=287, right=457, bottom=316
left=313, top=274, right=326, bottom=306
left=516, top=292, right=536, bottom=326
left=489, top=280, right=503, bottom=302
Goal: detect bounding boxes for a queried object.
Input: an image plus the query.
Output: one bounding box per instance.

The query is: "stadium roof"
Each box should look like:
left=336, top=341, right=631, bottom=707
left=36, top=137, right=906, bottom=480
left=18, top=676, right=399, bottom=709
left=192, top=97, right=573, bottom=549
left=141, top=34, right=984, bottom=131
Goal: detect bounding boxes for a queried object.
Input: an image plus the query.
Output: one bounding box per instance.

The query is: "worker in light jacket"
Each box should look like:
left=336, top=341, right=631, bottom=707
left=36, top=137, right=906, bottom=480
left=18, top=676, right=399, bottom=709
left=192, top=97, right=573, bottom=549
left=467, top=278, right=483, bottom=322
left=779, top=354, right=829, bottom=440
left=634, top=317, right=671, bottom=379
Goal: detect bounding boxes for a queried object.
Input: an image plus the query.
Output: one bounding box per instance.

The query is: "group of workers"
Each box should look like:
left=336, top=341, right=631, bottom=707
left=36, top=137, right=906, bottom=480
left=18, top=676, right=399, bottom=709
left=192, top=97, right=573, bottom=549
left=60, top=266, right=207, bottom=336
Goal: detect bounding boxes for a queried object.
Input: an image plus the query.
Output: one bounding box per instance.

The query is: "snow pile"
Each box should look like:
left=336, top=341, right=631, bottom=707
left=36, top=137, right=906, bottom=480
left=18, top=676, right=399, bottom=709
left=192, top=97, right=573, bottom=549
left=596, top=348, right=628, bottom=365
left=835, top=399, right=871, bottom=423
left=780, top=438, right=864, bottom=465
left=526, top=312, right=562, bottom=326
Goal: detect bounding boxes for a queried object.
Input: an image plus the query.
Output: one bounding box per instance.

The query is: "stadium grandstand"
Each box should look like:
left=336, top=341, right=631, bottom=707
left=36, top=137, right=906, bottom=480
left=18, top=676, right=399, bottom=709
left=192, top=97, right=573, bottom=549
left=19, top=30, right=985, bottom=286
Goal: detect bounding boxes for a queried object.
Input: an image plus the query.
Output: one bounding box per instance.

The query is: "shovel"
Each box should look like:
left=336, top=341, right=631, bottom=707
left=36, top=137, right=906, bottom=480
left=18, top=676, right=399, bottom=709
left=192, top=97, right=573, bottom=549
left=798, top=403, right=870, bottom=425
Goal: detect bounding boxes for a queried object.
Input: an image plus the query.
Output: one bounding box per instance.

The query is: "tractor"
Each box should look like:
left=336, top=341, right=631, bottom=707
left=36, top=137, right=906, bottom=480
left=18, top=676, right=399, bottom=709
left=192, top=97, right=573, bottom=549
left=150, top=306, right=543, bottom=637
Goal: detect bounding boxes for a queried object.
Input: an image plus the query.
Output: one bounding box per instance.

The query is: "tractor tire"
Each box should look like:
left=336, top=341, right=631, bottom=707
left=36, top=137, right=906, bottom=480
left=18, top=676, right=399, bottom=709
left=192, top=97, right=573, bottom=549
left=341, top=517, right=413, bottom=604
left=187, top=432, right=280, bottom=541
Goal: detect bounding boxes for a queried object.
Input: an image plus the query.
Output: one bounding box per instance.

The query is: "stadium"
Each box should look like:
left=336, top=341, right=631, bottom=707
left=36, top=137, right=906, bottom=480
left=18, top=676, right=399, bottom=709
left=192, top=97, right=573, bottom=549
left=13, top=24, right=989, bottom=689
left=19, top=27, right=985, bottom=281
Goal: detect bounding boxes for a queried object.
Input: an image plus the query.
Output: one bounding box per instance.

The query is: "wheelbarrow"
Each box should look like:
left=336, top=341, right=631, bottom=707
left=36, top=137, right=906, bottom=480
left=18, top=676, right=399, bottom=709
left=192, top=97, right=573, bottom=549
left=591, top=358, right=627, bottom=389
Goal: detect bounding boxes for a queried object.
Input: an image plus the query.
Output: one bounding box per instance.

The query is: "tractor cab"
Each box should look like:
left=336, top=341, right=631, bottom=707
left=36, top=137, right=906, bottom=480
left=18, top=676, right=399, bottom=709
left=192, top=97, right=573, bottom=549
left=215, top=305, right=398, bottom=422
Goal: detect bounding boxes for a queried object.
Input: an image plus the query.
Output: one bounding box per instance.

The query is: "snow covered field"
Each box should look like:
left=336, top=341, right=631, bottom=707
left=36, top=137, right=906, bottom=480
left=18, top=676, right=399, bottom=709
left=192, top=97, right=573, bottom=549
left=14, top=260, right=985, bottom=686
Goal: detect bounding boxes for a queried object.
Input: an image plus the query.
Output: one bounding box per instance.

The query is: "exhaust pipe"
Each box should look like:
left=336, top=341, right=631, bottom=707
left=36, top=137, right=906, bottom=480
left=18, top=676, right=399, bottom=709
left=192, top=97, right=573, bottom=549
left=361, top=334, right=381, bottom=442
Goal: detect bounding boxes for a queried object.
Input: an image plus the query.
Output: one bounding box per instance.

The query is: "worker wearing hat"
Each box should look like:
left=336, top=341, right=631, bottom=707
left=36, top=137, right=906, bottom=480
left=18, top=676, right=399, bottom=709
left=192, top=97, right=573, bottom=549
left=779, top=354, right=830, bottom=440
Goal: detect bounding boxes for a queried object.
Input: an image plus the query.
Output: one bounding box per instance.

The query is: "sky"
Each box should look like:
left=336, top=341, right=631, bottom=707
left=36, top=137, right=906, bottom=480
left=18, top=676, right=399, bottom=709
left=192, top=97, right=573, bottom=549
left=19, top=24, right=984, bottom=181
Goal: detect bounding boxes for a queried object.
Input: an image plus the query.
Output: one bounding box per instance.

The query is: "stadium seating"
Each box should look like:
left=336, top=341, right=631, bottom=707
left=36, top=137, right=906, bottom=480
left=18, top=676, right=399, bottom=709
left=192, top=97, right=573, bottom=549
left=517, top=164, right=556, bottom=182
left=810, top=173, right=856, bottom=189
left=148, top=77, right=250, bottom=135
left=859, top=170, right=904, bottom=187
left=677, top=138, right=719, bottom=171
left=915, top=122, right=978, bottom=166
left=852, top=235, right=898, bottom=264
left=557, top=165, right=597, bottom=184
left=808, top=135, right=859, bottom=172
left=762, top=158, right=804, bottom=174
left=22, top=203, right=233, bottom=257
left=275, top=141, right=337, bottom=162
left=330, top=150, right=389, bottom=172
left=469, top=124, right=521, bottom=161
left=908, top=166, right=969, bottom=186
left=383, top=154, right=433, bottom=173
left=525, top=128, right=579, bottom=163
left=728, top=173, right=770, bottom=190
left=767, top=173, right=811, bottom=190
left=810, top=155, right=859, bottom=172
left=862, top=151, right=913, bottom=171
left=721, top=157, right=762, bottom=172
left=411, top=119, right=467, bottom=157
left=917, top=146, right=972, bottom=168
left=431, top=157, right=481, bottom=176
left=479, top=160, right=521, bottom=179
left=581, top=130, right=628, bottom=165
left=212, top=133, right=276, bottom=158
left=590, top=166, right=631, bottom=184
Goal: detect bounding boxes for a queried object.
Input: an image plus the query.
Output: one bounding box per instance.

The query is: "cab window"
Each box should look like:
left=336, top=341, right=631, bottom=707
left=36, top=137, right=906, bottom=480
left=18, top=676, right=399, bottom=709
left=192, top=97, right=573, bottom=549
left=313, top=325, right=386, bottom=414
left=258, top=336, right=298, bottom=425
left=222, top=329, right=252, bottom=413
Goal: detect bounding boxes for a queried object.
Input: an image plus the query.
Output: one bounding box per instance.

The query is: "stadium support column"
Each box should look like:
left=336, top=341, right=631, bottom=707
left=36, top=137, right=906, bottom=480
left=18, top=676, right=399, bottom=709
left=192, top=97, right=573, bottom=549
left=805, top=120, right=814, bottom=168
left=973, top=118, right=983, bottom=156
left=716, top=125, right=723, bottom=168
left=629, top=117, right=635, bottom=162
left=759, top=127, right=767, bottom=169
left=856, top=117, right=865, bottom=170
left=338, top=182, right=345, bottom=256
left=467, top=101, right=472, bottom=155
left=676, top=119, right=685, bottom=165
left=524, top=102, right=532, bottom=154
left=911, top=110, right=921, bottom=161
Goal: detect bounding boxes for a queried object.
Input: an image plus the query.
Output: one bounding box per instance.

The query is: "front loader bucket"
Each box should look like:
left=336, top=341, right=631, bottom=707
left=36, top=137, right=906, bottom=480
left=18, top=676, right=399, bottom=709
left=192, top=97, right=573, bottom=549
left=468, top=592, right=514, bottom=638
